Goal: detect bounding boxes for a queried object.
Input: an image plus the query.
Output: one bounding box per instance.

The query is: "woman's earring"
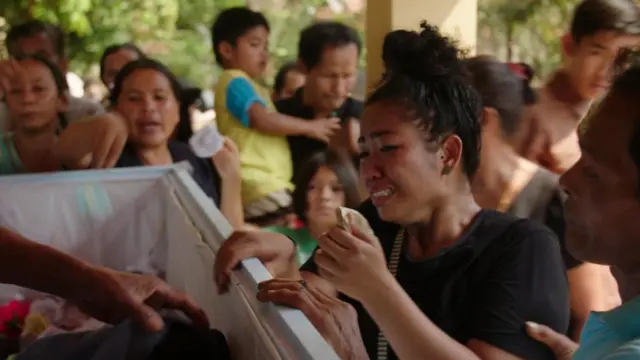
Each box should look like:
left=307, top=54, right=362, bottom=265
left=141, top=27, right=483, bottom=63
left=442, top=166, right=452, bottom=175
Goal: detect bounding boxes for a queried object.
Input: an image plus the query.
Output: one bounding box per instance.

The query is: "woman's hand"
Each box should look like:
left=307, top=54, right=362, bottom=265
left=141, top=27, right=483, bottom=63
left=526, top=322, right=578, bottom=360
left=69, top=266, right=209, bottom=332
left=211, top=136, right=241, bottom=180
left=214, top=230, right=299, bottom=293
left=0, top=59, right=25, bottom=97
left=329, top=118, right=360, bottom=155
left=315, top=214, right=390, bottom=301
left=306, top=117, right=341, bottom=143
left=257, top=279, right=369, bottom=360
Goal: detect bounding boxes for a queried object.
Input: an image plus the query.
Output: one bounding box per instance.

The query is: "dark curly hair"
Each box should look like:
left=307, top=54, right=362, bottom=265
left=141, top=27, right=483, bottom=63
left=366, top=22, right=482, bottom=178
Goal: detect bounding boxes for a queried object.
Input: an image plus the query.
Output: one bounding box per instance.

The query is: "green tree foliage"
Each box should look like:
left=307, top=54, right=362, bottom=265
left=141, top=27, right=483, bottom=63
left=0, top=0, right=365, bottom=90
left=477, top=0, right=582, bottom=82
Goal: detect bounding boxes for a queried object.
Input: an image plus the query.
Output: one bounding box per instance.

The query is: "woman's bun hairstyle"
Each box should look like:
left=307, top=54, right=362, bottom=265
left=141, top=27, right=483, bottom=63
left=366, top=21, right=483, bottom=179
left=380, top=21, right=466, bottom=85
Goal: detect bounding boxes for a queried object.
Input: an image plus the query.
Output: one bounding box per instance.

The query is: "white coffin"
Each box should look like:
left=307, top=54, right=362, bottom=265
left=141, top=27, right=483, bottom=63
left=0, top=166, right=339, bottom=360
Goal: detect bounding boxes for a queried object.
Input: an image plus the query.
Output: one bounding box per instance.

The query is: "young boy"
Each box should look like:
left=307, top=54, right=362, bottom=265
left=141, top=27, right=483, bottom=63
left=514, top=0, right=640, bottom=174
left=212, top=7, right=340, bottom=226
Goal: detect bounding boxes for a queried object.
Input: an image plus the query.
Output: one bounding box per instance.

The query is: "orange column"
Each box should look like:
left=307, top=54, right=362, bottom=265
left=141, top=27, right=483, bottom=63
left=365, top=0, right=478, bottom=89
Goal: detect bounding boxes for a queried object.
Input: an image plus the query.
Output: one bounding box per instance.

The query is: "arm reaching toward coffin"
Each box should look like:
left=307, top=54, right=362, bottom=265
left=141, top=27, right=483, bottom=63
left=54, top=112, right=128, bottom=170
left=0, top=227, right=208, bottom=331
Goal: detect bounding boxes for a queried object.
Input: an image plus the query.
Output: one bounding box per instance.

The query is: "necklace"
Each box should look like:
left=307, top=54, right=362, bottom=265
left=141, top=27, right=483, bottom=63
left=376, top=228, right=405, bottom=360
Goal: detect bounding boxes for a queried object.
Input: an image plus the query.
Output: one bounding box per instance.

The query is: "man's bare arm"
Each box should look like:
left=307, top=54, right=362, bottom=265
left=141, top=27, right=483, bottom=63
left=0, top=227, right=93, bottom=299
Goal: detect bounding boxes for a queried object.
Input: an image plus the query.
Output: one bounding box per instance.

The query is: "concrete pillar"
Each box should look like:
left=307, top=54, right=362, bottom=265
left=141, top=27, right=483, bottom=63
left=365, top=0, right=477, bottom=89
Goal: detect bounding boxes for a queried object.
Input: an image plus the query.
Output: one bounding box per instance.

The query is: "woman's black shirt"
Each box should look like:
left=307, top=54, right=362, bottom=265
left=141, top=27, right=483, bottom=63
left=115, top=141, right=220, bottom=206
left=301, top=200, right=570, bottom=360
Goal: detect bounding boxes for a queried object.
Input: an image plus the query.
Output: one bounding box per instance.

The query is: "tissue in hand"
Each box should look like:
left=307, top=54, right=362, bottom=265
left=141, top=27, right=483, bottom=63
left=189, top=123, right=224, bottom=158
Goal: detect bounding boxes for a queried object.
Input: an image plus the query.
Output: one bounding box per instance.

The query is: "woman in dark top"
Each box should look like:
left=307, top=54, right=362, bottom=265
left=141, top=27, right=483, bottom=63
left=107, top=59, right=220, bottom=203
left=215, top=24, right=570, bottom=360
left=54, top=58, right=243, bottom=229
left=465, top=56, right=620, bottom=340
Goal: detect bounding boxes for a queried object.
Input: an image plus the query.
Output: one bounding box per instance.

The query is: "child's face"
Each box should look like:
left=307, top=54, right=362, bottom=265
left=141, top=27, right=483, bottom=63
left=564, top=30, right=640, bottom=100
left=225, top=26, right=269, bottom=79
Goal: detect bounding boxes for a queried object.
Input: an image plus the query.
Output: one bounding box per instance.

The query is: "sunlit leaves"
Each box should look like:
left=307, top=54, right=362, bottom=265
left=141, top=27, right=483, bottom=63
left=478, top=0, right=582, bottom=81
left=0, top=0, right=362, bottom=89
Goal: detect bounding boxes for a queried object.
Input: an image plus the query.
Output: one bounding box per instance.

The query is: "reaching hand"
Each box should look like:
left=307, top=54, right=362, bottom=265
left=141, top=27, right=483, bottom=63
left=257, top=279, right=369, bottom=360
left=526, top=322, right=578, bottom=360
left=69, top=267, right=209, bottom=332
left=329, top=118, right=361, bottom=155
left=307, top=117, right=341, bottom=143
left=315, top=216, right=389, bottom=301
left=56, top=112, right=128, bottom=169
left=86, top=112, right=129, bottom=168
left=214, top=230, right=298, bottom=293
left=211, top=137, right=241, bottom=180
left=0, top=59, right=25, bottom=97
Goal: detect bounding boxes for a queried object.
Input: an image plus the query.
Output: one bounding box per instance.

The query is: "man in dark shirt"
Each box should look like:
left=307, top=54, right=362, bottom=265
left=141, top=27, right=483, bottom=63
left=275, top=22, right=363, bottom=177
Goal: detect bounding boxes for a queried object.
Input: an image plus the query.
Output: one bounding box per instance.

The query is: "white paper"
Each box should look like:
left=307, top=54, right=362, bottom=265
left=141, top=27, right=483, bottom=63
left=189, top=123, right=224, bottom=158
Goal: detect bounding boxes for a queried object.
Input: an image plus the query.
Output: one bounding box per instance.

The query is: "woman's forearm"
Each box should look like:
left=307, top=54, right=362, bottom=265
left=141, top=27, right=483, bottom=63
left=0, top=227, right=94, bottom=299
left=53, top=117, right=98, bottom=169
left=220, top=176, right=244, bottom=230
left=361, top=274, right=480, bottom=360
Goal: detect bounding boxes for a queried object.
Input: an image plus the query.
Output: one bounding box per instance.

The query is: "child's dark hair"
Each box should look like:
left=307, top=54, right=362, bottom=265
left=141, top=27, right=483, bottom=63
left=110, top=58, right=182, bottom=105
left=466, top=57, right=526, bottom=139
left=274, top=62, right=298, bottom=95
left=211, top=7, right=270, bottom=66
left=99, top=43, right=145, bottom=84
left=175, top=82, right=202, bottom=142
left=570, top=0, right=640, bottom=42
left=367, top=22, right=482, bottom=178
left=298, top=22, right=361, bottom=69
left=12, top=55, right=69, bottom=131
left=292, top=150, right=361, bottom=223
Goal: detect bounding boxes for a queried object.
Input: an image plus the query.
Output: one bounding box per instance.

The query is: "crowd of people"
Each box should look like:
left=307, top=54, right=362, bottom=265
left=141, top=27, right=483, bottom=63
left=1, top=0, right=640, bottom=358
